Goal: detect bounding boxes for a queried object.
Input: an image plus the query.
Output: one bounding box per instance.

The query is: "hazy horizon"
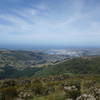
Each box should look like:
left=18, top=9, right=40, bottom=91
left=1, top=44, right=100, bottom=50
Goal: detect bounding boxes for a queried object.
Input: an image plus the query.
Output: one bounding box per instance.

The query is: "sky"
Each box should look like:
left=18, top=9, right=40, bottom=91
left=0, top=0, right=100, bottom=49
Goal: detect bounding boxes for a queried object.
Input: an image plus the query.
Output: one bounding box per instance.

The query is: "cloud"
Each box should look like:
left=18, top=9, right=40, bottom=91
left=0, top=14, right=34, bottom=34
left=0, top=0, right=100, bottom=47
left=33, top=3, right=49, bottom=11
left=0, top=2, right=50, bottom=35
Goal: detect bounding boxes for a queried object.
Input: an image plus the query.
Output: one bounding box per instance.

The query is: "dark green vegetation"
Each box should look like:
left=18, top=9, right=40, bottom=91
left=0, top=65, right=42, bottom=79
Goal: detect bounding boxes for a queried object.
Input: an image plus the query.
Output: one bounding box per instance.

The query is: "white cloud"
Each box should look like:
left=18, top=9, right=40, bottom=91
left=0, top=0, right=100, bottom=46
left=33, top=3, right=48, bottom=11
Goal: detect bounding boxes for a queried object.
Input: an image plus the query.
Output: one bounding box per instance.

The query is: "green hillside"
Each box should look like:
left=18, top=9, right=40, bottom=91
left=0, top=65, right=42, bottom=79
left=34, top=57, right=100, bottom=77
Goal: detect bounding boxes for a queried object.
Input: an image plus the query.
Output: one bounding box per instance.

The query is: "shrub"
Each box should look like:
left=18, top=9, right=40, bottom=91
left=0, top=87, right=18, bottom=100
left=31, top=80, right=44, bottom=95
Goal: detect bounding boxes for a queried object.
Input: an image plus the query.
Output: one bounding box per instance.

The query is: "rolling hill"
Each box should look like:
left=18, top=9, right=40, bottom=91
left=34, top=56, right=100, bottom=77
left=0, top=55, right=100, bottom=79
left=0, top=50, right=70, bottom=69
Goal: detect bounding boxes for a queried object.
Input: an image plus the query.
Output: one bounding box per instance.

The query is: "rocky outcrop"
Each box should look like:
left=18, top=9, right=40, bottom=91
left=76, top=94, right=96, bottom=100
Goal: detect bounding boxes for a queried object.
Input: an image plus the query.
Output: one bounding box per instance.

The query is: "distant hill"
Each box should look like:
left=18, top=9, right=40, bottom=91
left=0, top=50, right=69, bottom=69
left=34, top=57, right=100, bottom=77
left=0, top=49, right=71, bottom=79
left=0, top=56, right=100, bottom=79
left=1, top=49, right=100, bottom=70
left=1, top=49, right=100, bottom=68
left=0, top=49, right=100, bottom=79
